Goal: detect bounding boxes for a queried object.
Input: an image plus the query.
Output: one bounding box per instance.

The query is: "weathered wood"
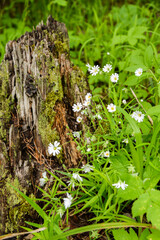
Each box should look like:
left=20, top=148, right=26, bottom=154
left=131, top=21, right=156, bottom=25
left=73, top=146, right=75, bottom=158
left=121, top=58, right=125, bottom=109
left=0, top=16, right=88, bottom=234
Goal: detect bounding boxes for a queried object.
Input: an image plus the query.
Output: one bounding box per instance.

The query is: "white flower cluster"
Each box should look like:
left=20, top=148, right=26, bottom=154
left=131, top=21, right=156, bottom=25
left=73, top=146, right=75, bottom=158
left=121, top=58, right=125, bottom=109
left=86, top=63, right=119, bottom=83
left=131, top=110, right=145, bottom=123
left=72, top=93, right=92, bottom=124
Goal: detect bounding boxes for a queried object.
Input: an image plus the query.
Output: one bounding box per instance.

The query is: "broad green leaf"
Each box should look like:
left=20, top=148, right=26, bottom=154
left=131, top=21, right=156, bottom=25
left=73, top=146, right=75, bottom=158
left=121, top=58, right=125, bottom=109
left=112, top=35, right=127, bottom=45
left=92, top=87, right=103, bottom=95
left=129, top=228, right=139, bottom=240
left=147, top=229, right=160, bottom=240
left=112, top=229, right=131, bottom=240
left=124, top=75, right=139, bottom=86
left=147, top=203, right=160, bottom=230
left=139, top=229, right=150, bottom=240
left=132, top=192, right=150, bottom=217
left=150, top=189, right=160, bottom=206
left=144, top=45, right=153, bottom=68
left=117, top=174, right=143, bottom=201
left=146, top=105, right=160, bottom=116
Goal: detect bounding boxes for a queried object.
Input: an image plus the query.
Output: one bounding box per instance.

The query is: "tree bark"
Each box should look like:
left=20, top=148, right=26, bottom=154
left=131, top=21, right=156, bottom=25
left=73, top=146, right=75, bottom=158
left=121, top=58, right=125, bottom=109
left=0, top=16, right=88, bottom=234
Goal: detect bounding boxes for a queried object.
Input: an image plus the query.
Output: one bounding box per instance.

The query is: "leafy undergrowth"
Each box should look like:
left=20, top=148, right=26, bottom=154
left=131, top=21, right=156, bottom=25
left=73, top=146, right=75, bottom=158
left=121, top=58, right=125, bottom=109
left=1, top=0, right=160, bottom=239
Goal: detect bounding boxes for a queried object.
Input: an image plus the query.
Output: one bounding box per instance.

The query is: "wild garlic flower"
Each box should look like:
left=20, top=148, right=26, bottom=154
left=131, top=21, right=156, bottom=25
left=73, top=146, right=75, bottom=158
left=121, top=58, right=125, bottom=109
left=68, top=179, right=75, bottom=189
left=131, top=111, right=145, bottom=123
left=110, top=73, right=119, bottom=83
left=112, top=180, right=128, bottom=190
left=76, top=116, right=82, bottom=123
left=135, top=68, right=143, bottom=77
left=72, top=173, right=83, bottom=182
left=103, top=64, right=112, bottom=73
left=81, top=164, right=94, bottom=173
left=89, top=65, right=100, bottom=76
left=39, top=172, right=48, bottom=187
left=63, top=193, right=73, bottom=209
left=103, top=151, right=110, bottom=158
left=48, top=141, right=61, bottom=156
left=72, top=103, right=82, bottom=112
left=72, top=131, right=81, bottom=138
left=85, top=93, right=92, bottom=101
left=107, top=103, right=116, bottom=112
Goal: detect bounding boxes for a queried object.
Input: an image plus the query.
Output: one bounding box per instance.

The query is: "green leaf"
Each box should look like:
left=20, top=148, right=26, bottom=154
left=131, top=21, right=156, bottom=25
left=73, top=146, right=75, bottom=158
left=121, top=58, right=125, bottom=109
left=144, top=45, right=154, bottom=68
left=112, top=229, right=131, bottom=240
left=139, top=229, right=150, bottom=240
left=53, top=0, right=67, bottom=6
left=150, top=189, right=160, bottom=205
left=112, top=35, right=127, bottom=45
left=146, top=105, right=160, bottom=116
left=92, top=87, right=103, bottom=95
left=129, top=228, right=139, bottom=240
left=132, top=192, right=150, bottom=217
left=158, top=84, right=160, bottom=97
left=117, top=174, right=143, bottom=201
left=147, top=229, right=160, bottom=240
left=124, top=75, right=139, bottom=86
left=147, top=203, right=160, bottom=230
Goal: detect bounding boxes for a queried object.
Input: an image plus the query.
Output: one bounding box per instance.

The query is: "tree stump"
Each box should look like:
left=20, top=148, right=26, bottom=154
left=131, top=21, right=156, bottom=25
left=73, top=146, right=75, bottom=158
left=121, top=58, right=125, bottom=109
left=0, top=16, right=88, bottom=234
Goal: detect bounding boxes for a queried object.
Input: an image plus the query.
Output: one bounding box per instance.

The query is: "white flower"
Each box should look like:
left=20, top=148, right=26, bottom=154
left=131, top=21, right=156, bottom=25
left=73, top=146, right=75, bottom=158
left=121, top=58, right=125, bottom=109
left=131, top=111, right=145, bottom=123
left=103, top=64, right=112, bottom=73
left=81, top=164, right=94, bottom=173
left=87, top=147, right=91, bottom=152
left=135, top=68, right=143, bottom=77
left=76, top=116, right=82, bottom=123
left=122, top=88, right=128, bottom=93
left=140, top=99, right=143, bottom=102
left=122, top=99, right=127, bottom=104
left=107, top=103, right=116, bottom=112
left=57, top=208, right=65, bottom=218
left=122, top=138, right=129, bottom=144
left=112, top=181, right=121, bottom=189
left=96, top=114, right=102, bottom=120
left=107, top=52, right=110, bottom=55
left=85, top=93, right=92, bottom=101
left=83, top=100, right=91, bottom=107
left=110, top=73, right=119, bottom=83
left=72, top=103, right=82, bottom=112
left=86, top=63, right=91, bottom=70
left=127, top=164, right=135, bottom=173
left=72, top=173, right=83, bottom=182
left=68, top=179, right=75, bottom=189
left=72, top=131, right=81, bottom=138
left=39, top=171, right=48, bottom=187
left=89, top=65, right=100, bottom=76
left=103, top=151, right=110, bottom=158
left=48, top=141, right=61, bottom=156
left=112, top=180, right=128, bottom=190
left=63, top=193, right=73, bottom=209
left=81, top=109, right=88, bottom=115
left=120, top=181, right=128, bottom=190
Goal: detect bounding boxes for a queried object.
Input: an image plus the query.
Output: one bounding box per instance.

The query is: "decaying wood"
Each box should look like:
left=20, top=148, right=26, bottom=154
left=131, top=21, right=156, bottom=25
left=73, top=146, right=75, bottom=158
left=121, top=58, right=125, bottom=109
left=0, top=16, right=88, bottom=234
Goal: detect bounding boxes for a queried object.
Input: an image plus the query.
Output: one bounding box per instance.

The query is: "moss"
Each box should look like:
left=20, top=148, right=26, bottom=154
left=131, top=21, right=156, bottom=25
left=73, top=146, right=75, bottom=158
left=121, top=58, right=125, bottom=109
left=0, top=61, right=13, bottom=141
left=0, top=175, right=34, bottom=233
left=70, top=65, right=88, bottom=96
